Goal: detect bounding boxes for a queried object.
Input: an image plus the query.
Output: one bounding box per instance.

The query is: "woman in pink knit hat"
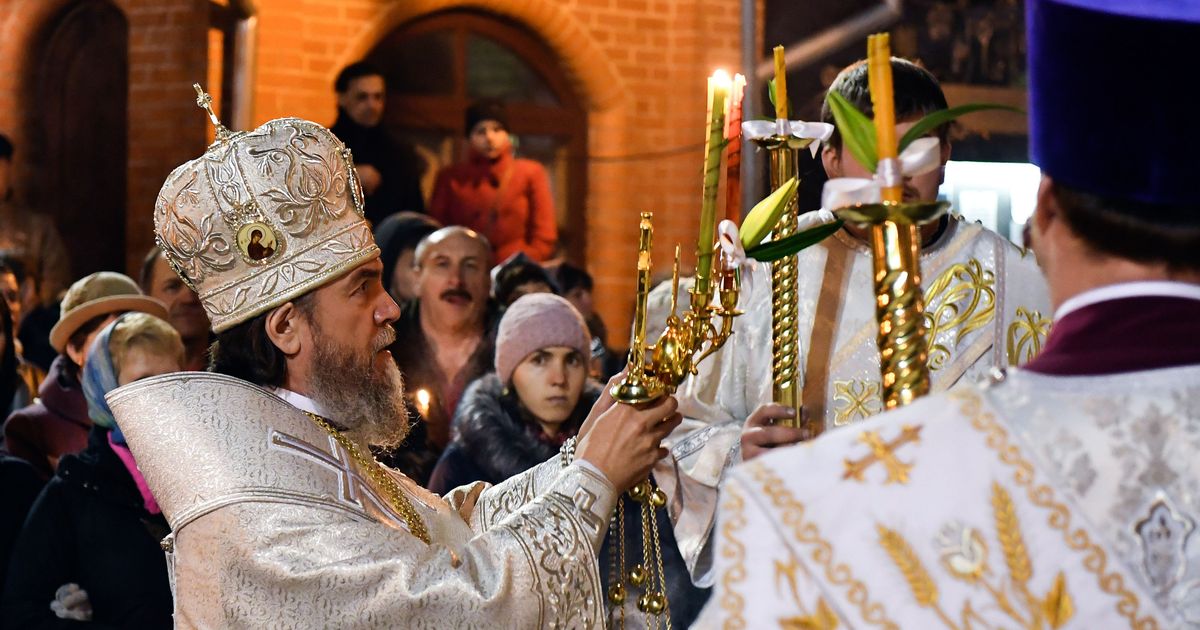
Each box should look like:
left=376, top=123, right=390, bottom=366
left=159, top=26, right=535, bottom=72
left=427, top=292, right=595, bottom=493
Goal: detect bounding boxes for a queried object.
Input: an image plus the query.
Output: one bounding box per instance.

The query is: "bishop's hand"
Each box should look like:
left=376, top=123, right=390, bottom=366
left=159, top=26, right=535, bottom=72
left=575, top=393, right=680, bottom=492
left=576, top=371, right=625, bottom=442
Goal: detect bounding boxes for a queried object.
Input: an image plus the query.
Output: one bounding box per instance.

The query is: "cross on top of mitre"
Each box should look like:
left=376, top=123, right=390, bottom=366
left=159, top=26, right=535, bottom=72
left=193, top=83, right=232, bottom=142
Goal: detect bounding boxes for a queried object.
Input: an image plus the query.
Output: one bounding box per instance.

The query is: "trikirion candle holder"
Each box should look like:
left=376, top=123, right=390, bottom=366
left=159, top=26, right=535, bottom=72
left=835, top=199, right=949, bottom=409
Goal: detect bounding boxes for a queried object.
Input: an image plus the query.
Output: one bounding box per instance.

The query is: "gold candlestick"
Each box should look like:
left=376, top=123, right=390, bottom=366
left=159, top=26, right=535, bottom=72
left=748, top=132, right=819, bottom=434
left=844, top=33, right=945, bottom=409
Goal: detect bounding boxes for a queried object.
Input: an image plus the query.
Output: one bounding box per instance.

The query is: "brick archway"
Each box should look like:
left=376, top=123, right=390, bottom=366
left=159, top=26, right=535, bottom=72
left=338, top=0, right=628, bottom=113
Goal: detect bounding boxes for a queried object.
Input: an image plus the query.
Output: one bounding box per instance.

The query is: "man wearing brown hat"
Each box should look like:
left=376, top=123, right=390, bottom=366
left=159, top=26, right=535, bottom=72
left=109, top=96, right=680, bottom=627
left=2, top=272, right=165, bottom=480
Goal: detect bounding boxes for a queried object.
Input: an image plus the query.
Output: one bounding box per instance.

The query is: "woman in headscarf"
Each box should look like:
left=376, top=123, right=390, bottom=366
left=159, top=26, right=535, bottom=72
left=1, top=312, right=181, bottom=628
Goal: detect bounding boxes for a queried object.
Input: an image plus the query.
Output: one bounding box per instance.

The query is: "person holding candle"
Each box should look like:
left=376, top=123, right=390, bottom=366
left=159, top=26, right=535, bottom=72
left=653, top=53, right=1052, bottom=590
left=693, top=2, right=1200, bottom=626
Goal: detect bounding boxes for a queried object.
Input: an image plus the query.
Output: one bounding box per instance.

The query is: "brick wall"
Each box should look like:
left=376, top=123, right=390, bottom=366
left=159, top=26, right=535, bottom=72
left=0, top=0, right=209, bottom=277
left=1, top=0, right=759, bottom=344
left=248, top=0, right=754, bottom=345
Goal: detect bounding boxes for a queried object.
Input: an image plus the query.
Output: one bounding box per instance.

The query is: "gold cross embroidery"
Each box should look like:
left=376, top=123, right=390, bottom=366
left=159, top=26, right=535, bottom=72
left=842, top=424, right=923, bottom=484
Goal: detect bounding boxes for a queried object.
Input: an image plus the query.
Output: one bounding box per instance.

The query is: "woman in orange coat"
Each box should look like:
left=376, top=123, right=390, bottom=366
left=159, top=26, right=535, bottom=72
left=429, top=100, right=557, bottom=262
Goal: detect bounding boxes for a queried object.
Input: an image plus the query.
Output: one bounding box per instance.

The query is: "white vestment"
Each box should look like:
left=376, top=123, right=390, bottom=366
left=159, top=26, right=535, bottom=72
left=655, top=215, right=1053, bottom=584
left=694, top=363, right=1200, bottom=627
left=108, top=372, right=616, bottom=629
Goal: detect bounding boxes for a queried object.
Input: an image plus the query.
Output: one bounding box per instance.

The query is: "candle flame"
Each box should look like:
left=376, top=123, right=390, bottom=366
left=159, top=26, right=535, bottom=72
left=415, top=388, right=431, bottom=407
left=711, top=69, right=732, bottom=86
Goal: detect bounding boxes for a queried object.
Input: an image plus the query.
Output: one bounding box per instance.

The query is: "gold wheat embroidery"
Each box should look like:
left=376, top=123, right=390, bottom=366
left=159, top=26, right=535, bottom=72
left=877, top=483, right=1078, bottom=629
left=993, top=482, right=1032, bottom=583
left=953, top=388, right=1157, bottom=628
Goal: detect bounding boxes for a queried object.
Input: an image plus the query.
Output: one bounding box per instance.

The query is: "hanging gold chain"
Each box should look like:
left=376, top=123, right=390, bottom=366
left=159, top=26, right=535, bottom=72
left=607, top=479, right=671, bottom=627
left=303, top=411, right=432, bottom=544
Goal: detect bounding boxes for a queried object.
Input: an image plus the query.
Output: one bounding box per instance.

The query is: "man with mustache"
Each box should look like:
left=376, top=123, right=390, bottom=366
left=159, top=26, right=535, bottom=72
left=108, top=111, right=681, bottom=628
left=384, top=226, right=497, bottom=484
left=654, top=57, right=1053, bottom=587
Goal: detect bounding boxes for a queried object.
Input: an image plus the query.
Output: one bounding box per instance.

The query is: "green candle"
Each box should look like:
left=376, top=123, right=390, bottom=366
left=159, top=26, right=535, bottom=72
left=697, top=70, right=729, bottom=297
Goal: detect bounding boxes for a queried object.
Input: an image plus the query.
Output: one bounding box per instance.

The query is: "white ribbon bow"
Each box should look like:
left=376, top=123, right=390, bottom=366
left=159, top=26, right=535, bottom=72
left=819, top=136, right=942, bottom=211
left=718, top=209, right=838, bottom=295
left=741, top=119, right=835, bottom=157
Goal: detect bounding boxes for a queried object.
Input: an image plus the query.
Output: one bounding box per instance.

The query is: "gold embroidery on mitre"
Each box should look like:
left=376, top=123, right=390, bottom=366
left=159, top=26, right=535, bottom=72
left=843, top=425, right=922, bottom=485
left=746, top=462, right=899, bottom=628
left=954, top=388, right=1161, bottom=628
left=719, top=481, right=749, bottom=629
left=877, top=482, right=1076, bottom=629
left=923, top=259, right=997, bottom=371
left=833, top=380, right=882, bottom=425
left=1006, top=307, right=1052, bottom=365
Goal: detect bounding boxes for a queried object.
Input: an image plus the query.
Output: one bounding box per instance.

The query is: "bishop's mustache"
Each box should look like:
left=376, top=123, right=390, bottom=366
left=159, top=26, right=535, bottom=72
left=440, top=288, right=473, bottom=302
left=373, top=325, right=397, bottom=353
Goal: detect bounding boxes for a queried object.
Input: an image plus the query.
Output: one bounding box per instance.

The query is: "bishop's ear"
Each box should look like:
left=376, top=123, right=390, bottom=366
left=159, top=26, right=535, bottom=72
left=263, top=302, right=305, bottom=357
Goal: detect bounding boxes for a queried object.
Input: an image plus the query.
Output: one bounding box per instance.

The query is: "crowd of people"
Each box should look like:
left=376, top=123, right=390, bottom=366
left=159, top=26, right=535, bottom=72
left=1, top=0, right=1199, bottom=626
left=0, top=59, right=631, bottom=628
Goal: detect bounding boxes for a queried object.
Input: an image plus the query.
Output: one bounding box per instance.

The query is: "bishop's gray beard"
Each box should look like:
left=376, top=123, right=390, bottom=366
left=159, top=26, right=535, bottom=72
left=307, top=323, right=409, bottom=450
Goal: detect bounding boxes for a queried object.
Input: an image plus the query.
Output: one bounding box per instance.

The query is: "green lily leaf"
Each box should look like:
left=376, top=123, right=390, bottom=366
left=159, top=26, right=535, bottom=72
left=740, top=177, right=798, bottom=249
left=826, top=91, right=877, bottom=172
left=746, top=220, right=844, bottom=262
left=898, top=103, right=1024, bottom=153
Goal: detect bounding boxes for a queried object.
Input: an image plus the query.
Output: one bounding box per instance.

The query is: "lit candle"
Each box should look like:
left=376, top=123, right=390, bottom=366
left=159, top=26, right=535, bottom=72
left=867, top=34, right=901, bottom=203
left=723, top=73, right=746, bottom=223
left=698, top=70, right=730, bottom=295
left=414, top=388, right=431, bottom=420
left=773, top=45, right=788, bottom=120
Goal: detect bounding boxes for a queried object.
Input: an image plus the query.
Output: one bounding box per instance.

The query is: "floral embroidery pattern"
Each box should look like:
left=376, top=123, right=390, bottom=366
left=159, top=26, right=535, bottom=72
left=924, top=259, right=997, bottom=371
left=956, top=388, right=1160, bottom=628
left=833, top=380, right=882, bottom=425
left=1005, top=306, right=1051, bottom=365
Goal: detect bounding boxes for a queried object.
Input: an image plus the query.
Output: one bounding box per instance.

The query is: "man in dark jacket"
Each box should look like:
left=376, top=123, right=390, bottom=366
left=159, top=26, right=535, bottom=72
left=381, top=227, right=497, bottom=485
left=330, top=61, right=426, bottom=225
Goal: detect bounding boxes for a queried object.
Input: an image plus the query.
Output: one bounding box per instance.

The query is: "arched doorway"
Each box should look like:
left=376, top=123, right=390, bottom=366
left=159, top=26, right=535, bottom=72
left=366, top=11, right=589, bottom=261
left=31, top=0, right=129, bottom=279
